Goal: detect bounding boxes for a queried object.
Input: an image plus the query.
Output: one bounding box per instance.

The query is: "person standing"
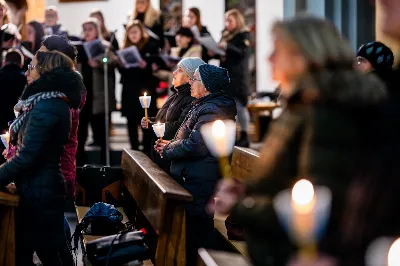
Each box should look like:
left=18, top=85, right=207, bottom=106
left=155, top=64, right=237, bottom=266
left=209, top=9, right=251, bottom=147
left=0, top=50, right=81, bottom=266
left=119, top=20, right=159, bottom=153
left=43, top=5, right=68, bottom=36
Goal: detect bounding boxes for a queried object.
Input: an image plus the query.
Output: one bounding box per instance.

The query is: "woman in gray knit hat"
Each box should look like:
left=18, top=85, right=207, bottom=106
left=154, top=63, right=237, bottom=266
left=141, top=57, right=204, bottom=173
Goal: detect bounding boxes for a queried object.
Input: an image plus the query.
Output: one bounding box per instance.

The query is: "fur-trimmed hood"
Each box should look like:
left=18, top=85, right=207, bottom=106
left=21, top=67, right=84, bottom=110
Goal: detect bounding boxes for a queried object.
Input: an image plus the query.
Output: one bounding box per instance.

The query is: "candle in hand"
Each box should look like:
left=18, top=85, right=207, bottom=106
left=1, top=131, right=10, bottom=149
left=388, top=238, right=400, bottom=266
left=152, top=122, right=165, bottom=140
left=139, top=92, right=151, bottom=122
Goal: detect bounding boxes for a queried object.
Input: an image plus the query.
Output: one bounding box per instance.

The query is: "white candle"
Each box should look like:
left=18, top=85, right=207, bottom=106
left=139, top=92, right=151, bottom=109
left=152, top=122, right=165, bottom=139
left=212, top=120, right=227, bottom=156
left=291, top=179, right=316, bottom=243
left=1, top=131, right=10, bottom=149
left=388, top=238, right=400, bottom=266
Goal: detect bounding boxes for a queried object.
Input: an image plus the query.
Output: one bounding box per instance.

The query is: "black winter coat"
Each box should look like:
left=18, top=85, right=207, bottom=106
left=0, top=64, right=27, bottom=132
left=149, top=83, right=194, bottom=172
left=119, top=40, right=160, bottom=118
left=163, top=92, right=237, bottom=218
left=0, top=68, right=82, bottom=248
left=219, top=30, right=251, bottom=105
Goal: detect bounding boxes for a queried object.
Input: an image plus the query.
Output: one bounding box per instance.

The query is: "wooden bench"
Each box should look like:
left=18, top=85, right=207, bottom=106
left=197, top=249, right=252, bottom=266
left=121, top=149, right=193, bottom=266
left=0, top=191, right=19, bottom=266
left=213, top=146, right=260, bottom=259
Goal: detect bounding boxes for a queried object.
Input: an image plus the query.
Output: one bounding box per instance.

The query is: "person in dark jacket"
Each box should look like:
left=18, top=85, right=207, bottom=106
left=119, top=19, right=159, bottom=153
left=0, top=51, right=82, bottom=266
left=0, top=49, right=26, bottom=133
left=211, top=15, right=386, bottom=266
left=141, top=57, right=204, bottom=173
left=132, top=0, right=164, bottom=48
left=25, top=20, right=45, bottom=54
left=209, top=9, right=251, bottom=147
left=183, top=7, right=213, bottom=62
left=0, top=49, right=26, bottom=165
left=43, top=5, right=68, bottom=36
left=155, top=64, right=237, bottom=266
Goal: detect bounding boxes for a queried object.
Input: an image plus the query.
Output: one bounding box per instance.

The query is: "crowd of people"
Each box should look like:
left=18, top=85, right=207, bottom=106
left=1, top=0, right=400, bottom=265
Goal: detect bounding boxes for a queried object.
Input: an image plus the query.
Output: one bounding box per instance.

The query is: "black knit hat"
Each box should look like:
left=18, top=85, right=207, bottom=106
left=357, top=41, right=394, bottom=70
left=198, top=64, right=230, bottom=93
left=176, top=27, right=194, bottom=38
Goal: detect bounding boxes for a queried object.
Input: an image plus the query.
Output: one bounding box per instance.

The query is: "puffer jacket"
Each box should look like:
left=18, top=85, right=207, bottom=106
left=0, top=68, right=82, bottom=248
left=163, top=92, right=237, bottom=218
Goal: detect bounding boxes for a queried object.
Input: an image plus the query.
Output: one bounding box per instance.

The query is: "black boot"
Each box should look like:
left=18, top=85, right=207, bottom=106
left=235, top=131, right=249, bottom=147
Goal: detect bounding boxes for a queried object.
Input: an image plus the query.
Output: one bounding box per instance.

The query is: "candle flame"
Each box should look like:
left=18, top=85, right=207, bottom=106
left=388, top=238, right=400, bottom=266
left=212, top=120, right=225, bottom=139
left=144, top=92, right=147, bottom=96
left=292, top=179, right=314, bottom=206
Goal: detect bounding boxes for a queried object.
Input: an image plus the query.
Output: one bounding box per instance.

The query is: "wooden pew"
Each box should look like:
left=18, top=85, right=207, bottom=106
left=197, top=249, right=252, bottom=266
left=0, top=191, right=19, bottom=266
left=121, top=149, right=193, bottom=266
left=213, top=146, right=260, bottom=259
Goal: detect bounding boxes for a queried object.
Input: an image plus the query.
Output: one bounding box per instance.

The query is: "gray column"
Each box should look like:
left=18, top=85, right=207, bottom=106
left=306, top=0, right=325, bottom=17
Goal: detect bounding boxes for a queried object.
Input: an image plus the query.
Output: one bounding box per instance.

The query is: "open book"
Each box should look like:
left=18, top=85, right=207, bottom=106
left=197, top=35, right=226, bottom=56
left=83, top=39, right=106, bottom=60
left=117, top=46, right=143, bottom=68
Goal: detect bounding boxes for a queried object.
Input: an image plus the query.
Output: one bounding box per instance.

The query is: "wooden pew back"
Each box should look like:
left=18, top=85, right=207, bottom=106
left=121, top=149, right=193, bottom=266
left=231, top=146, right=260, bottom=182
left=0, top=191, right=19, bottom=266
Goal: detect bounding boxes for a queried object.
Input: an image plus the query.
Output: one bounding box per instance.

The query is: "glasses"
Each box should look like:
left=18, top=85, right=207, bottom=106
left=27, top=64, right=39, bottom=73
left=190, top=77, right=202, bottom=83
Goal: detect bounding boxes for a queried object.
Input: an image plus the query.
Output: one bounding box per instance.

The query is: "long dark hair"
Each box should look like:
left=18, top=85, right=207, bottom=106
left=188, top=7, right=202, bottom=31
left=27, top=20, right=45, bottom=53
left=123, top=20, right=149, bottom=51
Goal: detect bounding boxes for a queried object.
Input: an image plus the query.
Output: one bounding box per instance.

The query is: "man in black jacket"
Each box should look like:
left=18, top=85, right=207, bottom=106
left=0, top=49, right=26, bottom=133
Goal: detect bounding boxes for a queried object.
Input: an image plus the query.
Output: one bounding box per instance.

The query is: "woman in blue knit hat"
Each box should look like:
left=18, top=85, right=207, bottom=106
left=154, top=63, right=237, bottom=265
left=355, top=41, right=394, bottom=74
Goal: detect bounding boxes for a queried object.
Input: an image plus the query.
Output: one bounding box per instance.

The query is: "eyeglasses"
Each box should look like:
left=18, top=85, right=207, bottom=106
left=189, top=77, right=202, bottom=83
left=27, top=64, right=39, bottom=73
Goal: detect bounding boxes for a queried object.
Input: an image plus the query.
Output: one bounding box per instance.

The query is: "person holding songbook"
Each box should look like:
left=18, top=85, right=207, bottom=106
left=208, top=9, right=251, bottom=147
left=131, top=0, right=164, bottom=48
left=183, top=7, right=212, bottom=62
left=119, top=19, right=159, bottom=153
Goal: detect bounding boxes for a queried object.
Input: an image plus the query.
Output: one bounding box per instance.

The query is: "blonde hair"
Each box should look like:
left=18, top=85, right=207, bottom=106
left=123, top=19, right=149, bottom=50
left=82, top=17, right=103, bottom=40
left=36, top=50, right=74, bottom=74
left=272, top=15, right=354, bottom=71
left=132, top=0, right=161, bottom=28
left=0, top=0, right=8, bottom=24
left=225, top=9, right=246, bottom=32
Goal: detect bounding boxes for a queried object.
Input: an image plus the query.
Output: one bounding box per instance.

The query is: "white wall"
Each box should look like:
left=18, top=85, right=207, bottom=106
left=256, top=0, right=284, bottom=92
left=182, top=0, right=225, bottom=41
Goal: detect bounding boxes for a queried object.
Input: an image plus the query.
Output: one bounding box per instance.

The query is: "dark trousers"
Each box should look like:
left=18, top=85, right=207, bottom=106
left=127, top=116, right=152, bottom=154
left=91, top=113, right=111, bottom=165
left=186, top=215, right=215, bottom=266
left=77, top=102, right=92, bottom=166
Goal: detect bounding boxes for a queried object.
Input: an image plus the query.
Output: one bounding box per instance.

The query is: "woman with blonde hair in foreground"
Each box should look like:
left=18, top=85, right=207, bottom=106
left=211, top=15, right=386, bottom=266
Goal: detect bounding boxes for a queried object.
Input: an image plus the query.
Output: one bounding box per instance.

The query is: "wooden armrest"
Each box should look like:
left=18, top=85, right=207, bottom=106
left=0, top=191, right=19, bottom=207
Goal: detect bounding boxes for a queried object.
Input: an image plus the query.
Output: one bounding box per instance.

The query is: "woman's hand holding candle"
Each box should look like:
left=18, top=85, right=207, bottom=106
left=141, top=117, right=148, bottom=129
left=154, top=139, right=170, bottom=158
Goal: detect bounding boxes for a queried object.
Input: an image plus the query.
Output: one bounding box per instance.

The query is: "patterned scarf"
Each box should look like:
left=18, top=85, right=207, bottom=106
left=9, top=91, right=67, bottom=144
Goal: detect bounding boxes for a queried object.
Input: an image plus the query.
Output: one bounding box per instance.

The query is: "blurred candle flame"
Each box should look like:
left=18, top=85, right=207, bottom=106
left=292, top=179, right=315, bottom=206
left=212, top=120, right=226, bottom=139
left=388, top=238, right=400, bottom=266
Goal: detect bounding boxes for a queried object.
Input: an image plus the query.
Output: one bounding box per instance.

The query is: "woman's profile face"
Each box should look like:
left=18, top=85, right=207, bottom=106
left=184, top=10, right=197, bottom=27
left=136, top=0, right=148, bottom=13
left=26, top=24, right=35, bottom=43
left=225, top=15, right=237, bottom=32
left=128, top=26, right=142, bottom=44
left=268, top=32, right=307, bottom=96
left=26, top=57, right=40, bottom=85
left=189, top=70, right=207, bottom=99
left=83, top=23, right=98, bottom=42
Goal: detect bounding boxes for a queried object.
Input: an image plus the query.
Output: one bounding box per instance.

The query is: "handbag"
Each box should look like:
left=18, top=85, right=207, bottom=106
left=86, top=230, right=149, bottom=266
left=76, top=165, right=123, bottom=206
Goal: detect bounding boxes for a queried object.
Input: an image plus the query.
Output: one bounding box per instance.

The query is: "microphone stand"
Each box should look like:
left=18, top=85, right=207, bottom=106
left=103, top=32, right=116, bottom=166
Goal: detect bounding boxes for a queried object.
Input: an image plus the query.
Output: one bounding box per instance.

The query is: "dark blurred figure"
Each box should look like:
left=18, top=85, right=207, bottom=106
left=90, top=9, right=119, bottom=51
left=43, top=5, right=68, bottom=36
left=0, top=49, right=26, bottom=132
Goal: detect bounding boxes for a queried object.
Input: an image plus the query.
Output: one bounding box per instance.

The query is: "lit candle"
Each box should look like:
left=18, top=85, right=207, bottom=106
left=291, top=179, right=317, bottom=260
left=152, top=122, right=165, bottom=140
left=139, top=92, right=152, bottom=122
left=388, top=238, right=400, bottom=266
left=1, top=131, right=10, bottom=149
